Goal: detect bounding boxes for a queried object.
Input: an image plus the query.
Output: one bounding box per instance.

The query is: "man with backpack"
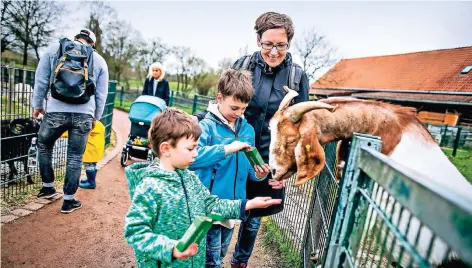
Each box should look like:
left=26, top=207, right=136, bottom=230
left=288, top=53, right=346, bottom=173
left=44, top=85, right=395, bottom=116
left=32, top=29, right=109, bottom=213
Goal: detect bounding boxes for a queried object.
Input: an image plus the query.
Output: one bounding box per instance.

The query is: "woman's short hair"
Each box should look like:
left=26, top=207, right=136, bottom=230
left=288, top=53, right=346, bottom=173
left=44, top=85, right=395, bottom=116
left=147, top=62, right=166, bottom=80
left=254, top=12, right=295, bottom=43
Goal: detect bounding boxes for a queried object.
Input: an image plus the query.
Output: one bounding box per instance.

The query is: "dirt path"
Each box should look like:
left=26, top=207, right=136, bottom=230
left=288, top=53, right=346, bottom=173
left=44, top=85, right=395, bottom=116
left=1, top=109, right=279, bottom=268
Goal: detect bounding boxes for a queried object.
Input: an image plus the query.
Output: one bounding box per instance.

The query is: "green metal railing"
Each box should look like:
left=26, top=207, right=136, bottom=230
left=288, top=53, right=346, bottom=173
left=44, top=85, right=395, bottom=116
left=268, top=142, right=339, bottom=267
left=425, top=123, right=472, bottom=156
left=101, top=80, right=117, bottom=146
left=115, top=87, right=213, bottom=115
left=324, top=134, right=472, bottom=267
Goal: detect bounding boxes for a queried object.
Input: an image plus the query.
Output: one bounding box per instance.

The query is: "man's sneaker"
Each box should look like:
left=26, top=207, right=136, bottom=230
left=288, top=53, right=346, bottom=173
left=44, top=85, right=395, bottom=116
left=61, top=199, right=82, bottom=214
left=37, top=187, right=58, bottom=199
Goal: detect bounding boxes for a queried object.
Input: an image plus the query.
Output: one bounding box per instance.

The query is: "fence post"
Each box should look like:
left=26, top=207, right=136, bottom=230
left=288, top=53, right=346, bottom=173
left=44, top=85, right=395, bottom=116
left=440, top=125, right=448, bottom=147
left=119, top=86, right=123, bottom=107
left=169, top=90, right=174, bottom=107
left=452, top=127, right=462, bottom=157
left=101, top=80, right=117, bottom=146
left=192, top=94, right=198, bottom=114
left=324, top=133, right=382, bottom=268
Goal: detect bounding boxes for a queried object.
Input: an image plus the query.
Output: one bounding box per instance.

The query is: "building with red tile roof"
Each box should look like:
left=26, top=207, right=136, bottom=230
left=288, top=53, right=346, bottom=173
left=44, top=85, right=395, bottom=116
left=311, top=46, right=472, bottom=126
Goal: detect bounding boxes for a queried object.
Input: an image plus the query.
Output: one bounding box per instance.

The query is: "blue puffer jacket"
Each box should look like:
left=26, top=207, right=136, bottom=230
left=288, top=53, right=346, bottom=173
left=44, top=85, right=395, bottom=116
left=189, top=103, right=264, bottom=200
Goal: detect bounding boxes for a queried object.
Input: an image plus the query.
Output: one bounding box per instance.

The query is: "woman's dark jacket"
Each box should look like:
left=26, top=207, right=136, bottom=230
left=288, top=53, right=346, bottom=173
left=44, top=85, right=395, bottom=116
left=232, top=51, right=309, bottom=217
left=141, top=78, right=170, bottom=105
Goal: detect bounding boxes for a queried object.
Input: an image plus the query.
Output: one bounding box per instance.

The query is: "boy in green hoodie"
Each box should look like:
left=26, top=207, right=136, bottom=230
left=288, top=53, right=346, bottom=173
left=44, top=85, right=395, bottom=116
left=124, top=108, right=281, bottom=268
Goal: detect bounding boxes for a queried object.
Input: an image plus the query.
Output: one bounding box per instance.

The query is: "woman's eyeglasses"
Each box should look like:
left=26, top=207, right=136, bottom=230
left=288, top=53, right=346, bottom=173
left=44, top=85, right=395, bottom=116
left=260, top=42, right=289, bottom=51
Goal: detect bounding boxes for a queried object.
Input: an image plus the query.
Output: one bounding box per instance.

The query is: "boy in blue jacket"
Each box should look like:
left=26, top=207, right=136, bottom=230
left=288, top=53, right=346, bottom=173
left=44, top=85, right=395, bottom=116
left=189, top=69, right=271, bottom=268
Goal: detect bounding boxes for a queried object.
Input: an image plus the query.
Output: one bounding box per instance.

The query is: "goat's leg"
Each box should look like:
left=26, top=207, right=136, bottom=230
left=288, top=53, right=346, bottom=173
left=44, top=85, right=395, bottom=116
left=7, top=161, right=19, bottom=185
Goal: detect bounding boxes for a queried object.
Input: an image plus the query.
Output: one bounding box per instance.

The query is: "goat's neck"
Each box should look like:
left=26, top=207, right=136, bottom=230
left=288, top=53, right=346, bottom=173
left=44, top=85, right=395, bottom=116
left=306, top=106, right=430, bottom=155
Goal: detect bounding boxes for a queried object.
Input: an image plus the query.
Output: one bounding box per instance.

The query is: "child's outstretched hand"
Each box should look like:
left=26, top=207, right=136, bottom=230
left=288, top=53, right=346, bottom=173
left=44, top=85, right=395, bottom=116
left=254, top=164, right=270, bottom=179
left=246, top=197, right=282, bottom=210
left=224, top=141, right=251, bottom=155
left=268, top=179, right=286, bottom=189
left=173, top=243, right=198, bottom=260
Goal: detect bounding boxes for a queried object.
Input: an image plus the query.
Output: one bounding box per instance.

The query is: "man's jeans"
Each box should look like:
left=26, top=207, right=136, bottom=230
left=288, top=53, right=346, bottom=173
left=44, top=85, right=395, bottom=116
left=38, top=112, right=93, bottom=199
left=206, top=224, right=234, bottom=268
left=231, top=217, right=261, bottom=264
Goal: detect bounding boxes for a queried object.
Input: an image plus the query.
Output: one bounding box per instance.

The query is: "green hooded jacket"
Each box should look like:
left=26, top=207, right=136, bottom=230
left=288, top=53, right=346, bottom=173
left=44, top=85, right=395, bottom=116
left=124, top=161, right=247, bottom=268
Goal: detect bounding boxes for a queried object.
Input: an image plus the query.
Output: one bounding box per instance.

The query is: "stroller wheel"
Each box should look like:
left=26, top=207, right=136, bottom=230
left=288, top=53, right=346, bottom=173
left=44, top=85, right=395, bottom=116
left=121, top=150, right=129, bottom=167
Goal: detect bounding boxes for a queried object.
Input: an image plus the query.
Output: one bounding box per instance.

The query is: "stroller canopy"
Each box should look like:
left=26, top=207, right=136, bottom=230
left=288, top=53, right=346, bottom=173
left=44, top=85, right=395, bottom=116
left=128, top=95, right=167, bottom=124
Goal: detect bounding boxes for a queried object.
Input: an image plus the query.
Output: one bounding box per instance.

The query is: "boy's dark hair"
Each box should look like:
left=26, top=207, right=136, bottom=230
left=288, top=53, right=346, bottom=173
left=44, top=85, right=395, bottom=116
left=217, top=69, right=254, bottom=103
left=148, top=108, right=202, bottom=157
left=254, top=12, right=295, bottom=43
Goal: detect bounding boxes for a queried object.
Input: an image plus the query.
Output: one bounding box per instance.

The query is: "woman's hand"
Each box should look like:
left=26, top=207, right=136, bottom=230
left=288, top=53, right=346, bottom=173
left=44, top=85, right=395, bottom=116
left=254, top=164, right=270, bottom=179
left=173, top=243, right=198, bottom=260
left=246, top=197, right=282, bottom=210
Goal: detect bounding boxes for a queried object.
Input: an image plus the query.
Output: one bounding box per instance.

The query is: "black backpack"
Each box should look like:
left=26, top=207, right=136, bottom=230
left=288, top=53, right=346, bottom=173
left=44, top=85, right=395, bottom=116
left=50, top=38, right=95, bottom=104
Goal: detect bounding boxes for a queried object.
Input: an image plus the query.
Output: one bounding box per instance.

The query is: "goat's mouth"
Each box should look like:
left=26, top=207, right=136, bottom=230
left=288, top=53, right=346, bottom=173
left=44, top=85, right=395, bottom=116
left=273, top=169, right=295, bottom=182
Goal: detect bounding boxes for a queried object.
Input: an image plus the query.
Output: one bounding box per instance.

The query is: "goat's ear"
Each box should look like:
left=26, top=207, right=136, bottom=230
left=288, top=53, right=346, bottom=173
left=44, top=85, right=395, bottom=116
left=294, top=130, right=325, bottom=186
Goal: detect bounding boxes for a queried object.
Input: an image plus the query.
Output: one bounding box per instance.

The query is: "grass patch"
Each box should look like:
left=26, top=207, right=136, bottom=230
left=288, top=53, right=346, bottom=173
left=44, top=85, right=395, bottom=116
left=114, top=98, right=133, bottom=113
left=442, top=147, right=472, bottom=183
left=1, top=96, right=31, bottom=115
left=261, top=217, right=301, bottom=267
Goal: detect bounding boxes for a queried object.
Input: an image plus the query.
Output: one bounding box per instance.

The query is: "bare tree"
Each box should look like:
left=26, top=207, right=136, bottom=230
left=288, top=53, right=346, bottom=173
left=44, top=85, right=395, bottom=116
left=83, top=1, right=117, bottom=56
left=172, top=46, right=193, bottom=91
left=294, top=27, right=337, bottom=82
left=217, top=57, right=234, bottom=74
left=103, top=20, right=142, bottom=83
left=1, top=0, right=14, bottom=53
left=136, top=37, right=169, bottom=80
left=3, top=0, right=65, bottom=65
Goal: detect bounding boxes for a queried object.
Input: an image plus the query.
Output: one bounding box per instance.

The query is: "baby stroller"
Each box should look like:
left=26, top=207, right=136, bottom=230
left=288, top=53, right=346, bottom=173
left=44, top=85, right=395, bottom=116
left=120, top=95, right=166, bottom=167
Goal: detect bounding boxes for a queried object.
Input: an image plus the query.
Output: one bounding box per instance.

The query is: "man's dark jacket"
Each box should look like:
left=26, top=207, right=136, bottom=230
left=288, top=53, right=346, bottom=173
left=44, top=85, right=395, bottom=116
left=233, top=51, right=309, bottom=217
left=142, top=78, right=170, bottom=105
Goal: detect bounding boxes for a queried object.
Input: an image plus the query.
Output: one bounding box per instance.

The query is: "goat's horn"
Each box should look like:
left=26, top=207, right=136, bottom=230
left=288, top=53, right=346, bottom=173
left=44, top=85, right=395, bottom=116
left=278, top=86, right=299, bottom=111
left=285, top=101, right=336, bottom=123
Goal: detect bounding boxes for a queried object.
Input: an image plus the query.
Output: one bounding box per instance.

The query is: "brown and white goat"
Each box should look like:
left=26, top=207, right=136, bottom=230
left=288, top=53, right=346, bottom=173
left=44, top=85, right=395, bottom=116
left=269, top=88, right=471, bottom=265
left=269, top=88, right=470, bottom=194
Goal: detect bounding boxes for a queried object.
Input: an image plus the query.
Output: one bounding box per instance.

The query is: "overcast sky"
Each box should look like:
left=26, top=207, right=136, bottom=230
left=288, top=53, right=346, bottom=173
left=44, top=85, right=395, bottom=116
left=65, top=1, right=472, bottom=78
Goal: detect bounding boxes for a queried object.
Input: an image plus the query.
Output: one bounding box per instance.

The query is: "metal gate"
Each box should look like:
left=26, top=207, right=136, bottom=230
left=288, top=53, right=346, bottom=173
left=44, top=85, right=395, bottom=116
left=324, top=134, right=472, bottom=267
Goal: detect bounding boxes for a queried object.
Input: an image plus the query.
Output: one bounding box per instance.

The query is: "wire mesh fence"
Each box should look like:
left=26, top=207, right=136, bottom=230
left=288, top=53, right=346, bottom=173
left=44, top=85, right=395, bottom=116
left=1, top=65, right=116, bottom=202
left=114, top=85, right=214, bottom=115
left=426, top=123, right=472, bottom=153
left=325, top=134, right=472, bottom=268
left=1, top=65, right=68, bottom=201
left=269, top=141, right=339, bottom=267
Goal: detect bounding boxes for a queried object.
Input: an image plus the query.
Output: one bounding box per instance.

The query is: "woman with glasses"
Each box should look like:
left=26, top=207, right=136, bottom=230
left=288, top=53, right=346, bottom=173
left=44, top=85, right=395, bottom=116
left=230, top=12, right=310, bottom=268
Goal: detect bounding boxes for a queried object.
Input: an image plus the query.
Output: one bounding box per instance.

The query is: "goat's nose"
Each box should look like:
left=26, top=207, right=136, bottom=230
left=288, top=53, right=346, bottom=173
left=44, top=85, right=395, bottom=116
left=271, top=169, right=276, bottom=176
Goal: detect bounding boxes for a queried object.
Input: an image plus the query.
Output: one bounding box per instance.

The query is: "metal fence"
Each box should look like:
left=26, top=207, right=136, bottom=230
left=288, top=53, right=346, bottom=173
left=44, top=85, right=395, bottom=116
left=269, top=141, right=339, bottom=267
left=103, top=81, right=117, bottom=145
left=170, top=90, right=213, bottom=114
left=1, top=65, right=116, bottom=201
left=115, top=86, right=214, bottom=115
left=1, top=65, right=68, bottom=200
left=324, top=134, right=472, bottom=268
left=426, top=123, right=472, bottom=155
